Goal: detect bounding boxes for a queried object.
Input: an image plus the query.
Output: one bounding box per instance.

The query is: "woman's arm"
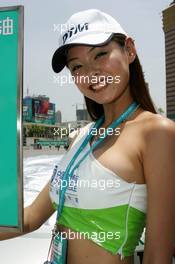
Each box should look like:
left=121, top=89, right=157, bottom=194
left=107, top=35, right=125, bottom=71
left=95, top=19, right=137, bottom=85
left=142, top=117, right=175, bottom=264
left=0, top=180, right=55, bottom=240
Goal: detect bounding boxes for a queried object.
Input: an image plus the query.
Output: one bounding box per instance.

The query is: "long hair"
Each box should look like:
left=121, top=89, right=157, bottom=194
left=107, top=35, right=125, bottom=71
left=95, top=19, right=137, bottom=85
left=83, top=33, right=157, bottom=121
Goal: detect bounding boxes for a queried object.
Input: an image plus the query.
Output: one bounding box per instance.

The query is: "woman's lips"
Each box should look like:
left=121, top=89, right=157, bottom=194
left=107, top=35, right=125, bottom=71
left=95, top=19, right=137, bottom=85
left=89, top=82, right=108, bottom=92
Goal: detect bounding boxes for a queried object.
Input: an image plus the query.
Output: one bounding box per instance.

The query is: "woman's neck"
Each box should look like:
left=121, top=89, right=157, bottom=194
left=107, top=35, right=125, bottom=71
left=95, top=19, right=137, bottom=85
left=101, top=84, right=136, bottom=126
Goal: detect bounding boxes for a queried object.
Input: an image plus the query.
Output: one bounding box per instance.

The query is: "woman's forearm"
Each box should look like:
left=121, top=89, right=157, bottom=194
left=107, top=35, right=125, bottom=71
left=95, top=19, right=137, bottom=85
left=0, top=206, right=31, bottom=241
left=0, top=228, right=28, bottom=241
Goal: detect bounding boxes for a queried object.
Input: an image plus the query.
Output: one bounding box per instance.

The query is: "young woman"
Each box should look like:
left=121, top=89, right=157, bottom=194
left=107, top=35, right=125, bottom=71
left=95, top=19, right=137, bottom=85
left=1, top=9, right=175, bottom=264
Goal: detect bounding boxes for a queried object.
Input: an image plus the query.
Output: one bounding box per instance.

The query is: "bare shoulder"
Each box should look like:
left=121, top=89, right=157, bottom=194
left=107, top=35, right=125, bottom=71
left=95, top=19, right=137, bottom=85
left=139, top=111, right=175, bottom=138
left=126, top=110, right=175, bottom=142
left=139, top=111, right=175, bottom=180
left=132, top=111, right=175, bottom=167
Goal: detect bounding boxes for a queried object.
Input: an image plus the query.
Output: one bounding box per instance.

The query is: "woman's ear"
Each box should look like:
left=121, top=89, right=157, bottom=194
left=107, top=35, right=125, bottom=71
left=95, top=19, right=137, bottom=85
left=125, top=37, right=137, bottom=63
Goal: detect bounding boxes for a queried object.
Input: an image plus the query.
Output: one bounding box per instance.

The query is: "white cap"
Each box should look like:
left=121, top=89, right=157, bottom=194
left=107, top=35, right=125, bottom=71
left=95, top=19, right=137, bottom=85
left=52, top=9, right=128, bottom=73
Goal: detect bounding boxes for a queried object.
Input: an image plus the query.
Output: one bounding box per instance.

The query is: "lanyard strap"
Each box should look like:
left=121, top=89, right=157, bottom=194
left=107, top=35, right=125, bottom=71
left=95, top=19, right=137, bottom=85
left=69, top=102, right=140, bottom=176
left=56, top=101, right=140, bottom=220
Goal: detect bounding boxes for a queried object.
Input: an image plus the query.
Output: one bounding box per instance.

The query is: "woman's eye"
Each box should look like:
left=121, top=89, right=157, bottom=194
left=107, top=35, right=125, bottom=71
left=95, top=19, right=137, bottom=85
left=72, top=65, right=82, bottom=72
left=95, top=51, right=108, bottom=59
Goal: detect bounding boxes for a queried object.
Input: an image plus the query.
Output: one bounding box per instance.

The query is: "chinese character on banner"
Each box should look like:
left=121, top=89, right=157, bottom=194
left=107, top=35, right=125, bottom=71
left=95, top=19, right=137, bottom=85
left=0, top=17, right=14, bottom=35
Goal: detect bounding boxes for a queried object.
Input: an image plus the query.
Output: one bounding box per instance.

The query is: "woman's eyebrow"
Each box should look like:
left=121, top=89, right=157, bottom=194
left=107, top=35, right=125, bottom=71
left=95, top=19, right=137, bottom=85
left=67, top=47, right=98, bottom=65
left=67, top=57, right=78, bottom=64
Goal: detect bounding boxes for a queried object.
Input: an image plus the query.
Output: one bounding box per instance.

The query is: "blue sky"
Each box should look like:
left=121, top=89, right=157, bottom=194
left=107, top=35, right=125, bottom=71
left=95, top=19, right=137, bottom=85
left=0, top=0, right=171, bottom=121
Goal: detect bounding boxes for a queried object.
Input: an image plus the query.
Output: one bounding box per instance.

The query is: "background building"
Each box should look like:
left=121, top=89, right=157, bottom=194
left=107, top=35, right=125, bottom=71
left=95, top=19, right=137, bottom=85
left=162, top=1, right=175, bottom=121
left=76, top=108, right=91, bottom=121
left=23, top=95, right=56, bottom=125
left=23, top=95, right=57, bottom=148
left=55, top=110, right=62, bottom=124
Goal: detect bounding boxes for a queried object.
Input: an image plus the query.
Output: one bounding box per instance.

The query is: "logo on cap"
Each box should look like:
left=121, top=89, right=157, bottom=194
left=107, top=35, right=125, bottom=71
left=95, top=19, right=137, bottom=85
left=62, top=22, right=89, bottom=44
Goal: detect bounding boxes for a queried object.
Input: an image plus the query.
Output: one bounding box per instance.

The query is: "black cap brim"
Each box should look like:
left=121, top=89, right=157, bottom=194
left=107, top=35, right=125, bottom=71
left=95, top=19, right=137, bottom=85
left=52, top=33, right=115, bottom=73
left=52, top=45, right=68, bottom=73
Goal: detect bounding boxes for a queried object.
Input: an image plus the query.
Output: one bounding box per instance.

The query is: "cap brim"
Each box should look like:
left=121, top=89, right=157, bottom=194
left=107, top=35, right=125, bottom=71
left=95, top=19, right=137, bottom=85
left=52, top=32, right=113, bottom=73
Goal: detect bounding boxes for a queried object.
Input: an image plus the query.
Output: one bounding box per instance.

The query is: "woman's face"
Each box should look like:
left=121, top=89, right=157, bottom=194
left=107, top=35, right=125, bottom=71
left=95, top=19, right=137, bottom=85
left=66, top=38, right=135, bottom=104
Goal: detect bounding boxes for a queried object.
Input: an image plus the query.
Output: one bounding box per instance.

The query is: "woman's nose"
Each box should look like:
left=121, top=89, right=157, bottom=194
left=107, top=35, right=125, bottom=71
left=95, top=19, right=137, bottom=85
left=85, top=65, right=101, bottom=81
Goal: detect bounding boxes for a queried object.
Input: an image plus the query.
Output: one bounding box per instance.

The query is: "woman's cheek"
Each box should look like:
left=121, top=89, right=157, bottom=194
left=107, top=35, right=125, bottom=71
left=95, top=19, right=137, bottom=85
left=103, top=57, right=123, bottom=76
left=74, top=80, right=87, bottom=93
left=117, top=69, right=130, bottom=88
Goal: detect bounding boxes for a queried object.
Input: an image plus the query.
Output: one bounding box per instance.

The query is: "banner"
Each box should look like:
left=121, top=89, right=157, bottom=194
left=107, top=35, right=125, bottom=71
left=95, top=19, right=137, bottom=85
left=0, top=6, right=24, bottom=231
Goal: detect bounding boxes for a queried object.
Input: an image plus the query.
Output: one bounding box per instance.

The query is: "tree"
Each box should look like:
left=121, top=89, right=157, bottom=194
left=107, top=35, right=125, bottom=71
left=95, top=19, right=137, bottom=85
left=157, top=107, right=165, bottom=115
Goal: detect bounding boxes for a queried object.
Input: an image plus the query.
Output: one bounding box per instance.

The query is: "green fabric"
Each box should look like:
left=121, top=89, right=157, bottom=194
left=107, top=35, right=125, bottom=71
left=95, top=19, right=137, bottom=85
left=53, top=203, right=146, bottom=256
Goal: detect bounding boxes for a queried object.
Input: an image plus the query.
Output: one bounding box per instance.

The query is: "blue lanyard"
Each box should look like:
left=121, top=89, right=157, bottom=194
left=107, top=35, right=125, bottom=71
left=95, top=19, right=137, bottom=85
left=56, top=101, right=140, bottom=219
